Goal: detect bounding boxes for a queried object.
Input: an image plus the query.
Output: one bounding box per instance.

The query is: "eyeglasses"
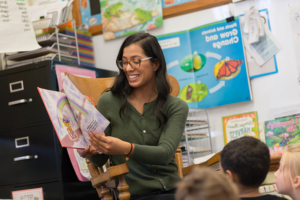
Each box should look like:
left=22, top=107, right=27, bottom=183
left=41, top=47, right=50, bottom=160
left=117, top=57, right=152, bottom=70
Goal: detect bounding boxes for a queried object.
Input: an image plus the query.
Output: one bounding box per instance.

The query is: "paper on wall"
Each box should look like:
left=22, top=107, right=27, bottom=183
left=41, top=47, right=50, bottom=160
left=240, top=12, right=281, bottom=66
left=0, top=0, right=41, bottom=53
left=269, top=102, right=300, bottom=119
left=289, top=3, right=300, bottom=78
left=241, top=10, right=278, bottom=78
left=32, top=0, right=64, bottom=6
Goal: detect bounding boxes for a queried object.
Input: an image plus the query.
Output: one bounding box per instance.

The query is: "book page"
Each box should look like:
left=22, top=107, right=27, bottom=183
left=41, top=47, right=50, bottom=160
left=157, top=31, right=196, bottom=104
left=38, top=88, right=88, bottom=149
left=0, top=0, right=41, bottom=53
left=62, top=76, right=110, bottom=143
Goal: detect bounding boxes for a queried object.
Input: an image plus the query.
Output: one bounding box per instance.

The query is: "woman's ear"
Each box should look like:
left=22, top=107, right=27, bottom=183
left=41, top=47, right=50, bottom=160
left=153, top=60, right=160, bottom=71
left=294, top=176, right=300, bottom=188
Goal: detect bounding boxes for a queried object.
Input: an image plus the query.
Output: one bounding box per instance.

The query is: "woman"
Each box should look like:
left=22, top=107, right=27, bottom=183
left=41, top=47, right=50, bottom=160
left=78, top=32, right=189, bottom=200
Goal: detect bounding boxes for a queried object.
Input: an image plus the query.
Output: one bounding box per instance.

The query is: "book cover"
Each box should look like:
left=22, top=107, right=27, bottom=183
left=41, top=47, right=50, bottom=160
left=222, top=111, right=259, bottom=145
left=12, top=188, right=43, bottom=200
left=55, top=65, right=96, bottom=181
left=157, top=17, right=252, bottom=109
left=38, top=76, right=109, bottom=149
left=265, top=116, right=300, bottom=157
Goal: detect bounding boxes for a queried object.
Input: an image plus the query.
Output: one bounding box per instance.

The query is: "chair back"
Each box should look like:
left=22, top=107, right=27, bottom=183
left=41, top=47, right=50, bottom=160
left=65, top=73, right=180, bottom=103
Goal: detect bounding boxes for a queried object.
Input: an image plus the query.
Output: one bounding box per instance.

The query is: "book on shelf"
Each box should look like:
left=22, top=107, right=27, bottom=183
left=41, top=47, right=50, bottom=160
left=38, top=76, right=109, bottom=149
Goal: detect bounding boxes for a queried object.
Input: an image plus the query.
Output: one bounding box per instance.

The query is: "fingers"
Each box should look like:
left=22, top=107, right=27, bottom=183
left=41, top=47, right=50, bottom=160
left=89, top=131, right=108, bottom=143
left=88, top=132, right=107, bottom=150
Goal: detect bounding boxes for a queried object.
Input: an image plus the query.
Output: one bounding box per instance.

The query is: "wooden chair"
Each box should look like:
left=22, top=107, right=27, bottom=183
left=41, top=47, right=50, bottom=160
left=65, top=72, right=182, bottom=200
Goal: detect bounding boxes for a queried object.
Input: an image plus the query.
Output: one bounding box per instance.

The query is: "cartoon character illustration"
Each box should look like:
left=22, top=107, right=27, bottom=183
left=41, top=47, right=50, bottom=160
left=61, top=114, right=78, bottom=141
left=164, top=0, right=175, bottom=5
left=134, top=8, right=152, bottom=26
left=279, top=132, right=300, bottom=147
left=179, top=82, right=208, bottom=103
left=84, top=95, right=96, bottom=107
left=180, top=54, right=206, bottom=73
left=186, top=85, right=193, bottom=100
left=81, top=0, right=88, bottom=9
left=34, top=197, right=39, bottom=200
left=103, top=2, right=123, bottom=20
left=213, top=59, right=244, bottom=80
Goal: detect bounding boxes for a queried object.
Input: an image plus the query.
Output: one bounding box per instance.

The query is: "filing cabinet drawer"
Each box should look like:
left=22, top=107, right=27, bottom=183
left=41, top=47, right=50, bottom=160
left=0, top=66, right=53, bottom=131
left=0, top=181, right=63, bottom=200
left=0, top=123, right=58, bottom=187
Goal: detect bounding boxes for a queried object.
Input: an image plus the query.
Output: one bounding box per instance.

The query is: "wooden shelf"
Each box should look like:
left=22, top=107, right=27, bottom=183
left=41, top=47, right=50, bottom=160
left=72, top=0, right=231, bottom=36
left=182, top=154, right=281, bottom=176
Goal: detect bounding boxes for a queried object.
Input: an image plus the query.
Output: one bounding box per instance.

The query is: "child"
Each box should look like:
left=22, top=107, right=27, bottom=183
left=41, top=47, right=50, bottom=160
left=175, top=167, right=239, bottom=200
left=275, top=144, right=300, bottom=200
left=220, top=137, right=287, bottom=200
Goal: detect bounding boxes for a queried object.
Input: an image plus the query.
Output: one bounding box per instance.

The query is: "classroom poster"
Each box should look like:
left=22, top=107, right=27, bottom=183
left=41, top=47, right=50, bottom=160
left=100, top=0, right=163, bottom=41
left=222, top=112, right=259, bottom=145
left=80, top=0, right=102, bottom=27
left=161, top=0, right=195, bottom=8
left=157, top=17, right=252, bottom=108
left=265, top=117, right=300, bottom=157
left=240, top=9, right=278, bottom=79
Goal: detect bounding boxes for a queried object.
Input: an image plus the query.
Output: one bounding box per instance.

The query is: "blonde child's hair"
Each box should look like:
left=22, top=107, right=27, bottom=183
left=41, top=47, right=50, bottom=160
left=281, top=144, right=300, bottom=199
left=175, top=167, right=239, bottom=200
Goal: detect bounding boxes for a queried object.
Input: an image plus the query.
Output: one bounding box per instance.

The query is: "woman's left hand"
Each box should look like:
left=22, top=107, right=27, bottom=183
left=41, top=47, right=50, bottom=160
left=87, top=131, right=131, bottom=155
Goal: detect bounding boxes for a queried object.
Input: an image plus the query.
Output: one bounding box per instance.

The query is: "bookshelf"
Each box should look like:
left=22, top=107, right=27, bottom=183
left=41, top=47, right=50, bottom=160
left=181, top=108, right=213, bottom=167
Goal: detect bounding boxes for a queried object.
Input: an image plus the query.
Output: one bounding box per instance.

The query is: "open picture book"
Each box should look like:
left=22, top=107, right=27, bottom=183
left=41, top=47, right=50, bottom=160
left=38, top=76, right=110, bottom=149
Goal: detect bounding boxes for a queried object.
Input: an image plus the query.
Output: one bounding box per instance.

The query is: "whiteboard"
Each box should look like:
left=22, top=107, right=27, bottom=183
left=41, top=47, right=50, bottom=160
left=92, top=0, right=300, bottom=152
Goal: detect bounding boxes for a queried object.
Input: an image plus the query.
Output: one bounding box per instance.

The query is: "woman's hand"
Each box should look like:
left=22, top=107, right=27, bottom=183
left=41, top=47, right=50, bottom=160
left=87, top=131, right=131, bottom=155
left=77, top=145, right=100, bottom=158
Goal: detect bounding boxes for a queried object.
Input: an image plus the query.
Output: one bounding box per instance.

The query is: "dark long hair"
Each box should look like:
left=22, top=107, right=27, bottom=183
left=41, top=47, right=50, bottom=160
left=110, top=32, right=171, bottom=129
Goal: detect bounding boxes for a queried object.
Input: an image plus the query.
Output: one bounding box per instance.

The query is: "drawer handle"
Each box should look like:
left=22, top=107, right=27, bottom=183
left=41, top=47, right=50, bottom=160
left=8, top=98, right=32, bottom=106
left=14, top=155, right=38, bottom=162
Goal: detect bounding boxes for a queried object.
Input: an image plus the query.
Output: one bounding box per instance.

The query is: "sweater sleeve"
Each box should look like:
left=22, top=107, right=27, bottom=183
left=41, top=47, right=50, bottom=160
left=87, top=93, right=111, bottom=167
left=130, top=99, right=189, bottom=166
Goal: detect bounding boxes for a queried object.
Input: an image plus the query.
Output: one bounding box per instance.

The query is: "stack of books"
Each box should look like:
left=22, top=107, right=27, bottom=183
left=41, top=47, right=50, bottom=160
left=36, top=27, right=95, bottom=67
left=5, top=21, right=95, bottom=69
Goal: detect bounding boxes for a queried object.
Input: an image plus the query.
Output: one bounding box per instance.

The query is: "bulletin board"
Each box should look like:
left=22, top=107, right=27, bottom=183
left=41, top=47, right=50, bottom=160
left=92, top=0, right=300, bottom=153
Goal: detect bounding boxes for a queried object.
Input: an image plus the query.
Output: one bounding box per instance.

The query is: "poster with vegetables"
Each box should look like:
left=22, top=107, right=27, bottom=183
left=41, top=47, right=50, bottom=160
left=222, top=112, right=259, bottom=145
left=157, top=17, right=252, bottom=108
left=265, top=117, right=300, bottom=157
left=100, top=0, right=163, bottom=41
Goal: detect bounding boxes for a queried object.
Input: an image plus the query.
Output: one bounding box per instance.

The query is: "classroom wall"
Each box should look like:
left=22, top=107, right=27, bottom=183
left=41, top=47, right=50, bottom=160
left=92, top=0, right=300, bottom=153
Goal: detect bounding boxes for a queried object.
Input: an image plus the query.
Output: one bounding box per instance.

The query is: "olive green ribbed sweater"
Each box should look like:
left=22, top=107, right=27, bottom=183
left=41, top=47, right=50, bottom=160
left=88, top=91, right=189, bottom=197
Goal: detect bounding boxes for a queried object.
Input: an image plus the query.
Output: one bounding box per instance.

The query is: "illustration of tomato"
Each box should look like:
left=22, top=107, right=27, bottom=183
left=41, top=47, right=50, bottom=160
left=81, top=0, right=88, bottom=9
left=164, top=0, right=175, bottom=5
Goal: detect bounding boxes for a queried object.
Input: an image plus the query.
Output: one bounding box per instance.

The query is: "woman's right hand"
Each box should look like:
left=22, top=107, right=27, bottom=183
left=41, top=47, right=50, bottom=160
left=77, top=145, right=101, bottom=158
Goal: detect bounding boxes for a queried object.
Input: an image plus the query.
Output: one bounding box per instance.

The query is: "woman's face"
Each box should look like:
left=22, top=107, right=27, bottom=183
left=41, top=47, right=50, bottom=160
left=122, top=43, right=159, bottom=89
left=275, top=161, right=293, bottom=195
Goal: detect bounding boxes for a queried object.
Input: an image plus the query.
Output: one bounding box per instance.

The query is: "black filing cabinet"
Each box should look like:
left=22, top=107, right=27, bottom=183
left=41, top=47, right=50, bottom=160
left=0, top=61, right=117, bottom=199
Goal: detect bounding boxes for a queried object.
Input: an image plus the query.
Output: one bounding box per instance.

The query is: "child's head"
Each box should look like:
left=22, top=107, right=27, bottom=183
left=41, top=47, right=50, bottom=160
left=275, top=144, right=300, bottom=200
left=220, top=137, right=270, bottom=189
left=175, top=167, right=239, bottom=200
